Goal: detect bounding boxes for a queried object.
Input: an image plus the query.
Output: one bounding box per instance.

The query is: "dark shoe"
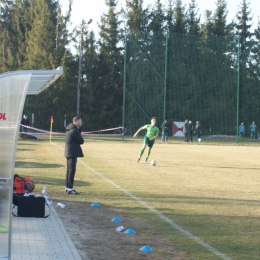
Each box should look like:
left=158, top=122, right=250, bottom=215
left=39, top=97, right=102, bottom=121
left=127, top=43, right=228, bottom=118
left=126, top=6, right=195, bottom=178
left=137, top=158, right=140, bottom=163
left=145, top=157, right=148, bottom=162
left=68, top=189, right=79, bottom=195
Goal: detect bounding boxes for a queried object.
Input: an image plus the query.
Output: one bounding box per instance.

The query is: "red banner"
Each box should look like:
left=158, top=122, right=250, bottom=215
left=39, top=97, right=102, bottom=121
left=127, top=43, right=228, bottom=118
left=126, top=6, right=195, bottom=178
left=0, top=113, right=7, bottom=120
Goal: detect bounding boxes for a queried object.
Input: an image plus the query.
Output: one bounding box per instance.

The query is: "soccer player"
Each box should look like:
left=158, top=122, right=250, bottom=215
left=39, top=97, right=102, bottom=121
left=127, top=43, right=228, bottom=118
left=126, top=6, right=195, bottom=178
left=133, top=117, right=159, bottom=162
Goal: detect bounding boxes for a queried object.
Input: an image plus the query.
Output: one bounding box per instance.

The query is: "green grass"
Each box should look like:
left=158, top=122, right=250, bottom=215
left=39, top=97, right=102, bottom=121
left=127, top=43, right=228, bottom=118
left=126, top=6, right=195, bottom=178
left=15, top=136, right=260, bottom=259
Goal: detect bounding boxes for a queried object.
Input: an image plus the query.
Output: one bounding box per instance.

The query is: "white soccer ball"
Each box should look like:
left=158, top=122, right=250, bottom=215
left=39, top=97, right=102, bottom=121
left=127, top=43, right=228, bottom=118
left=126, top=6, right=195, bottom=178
left=150, top=160, right=156, bottom=166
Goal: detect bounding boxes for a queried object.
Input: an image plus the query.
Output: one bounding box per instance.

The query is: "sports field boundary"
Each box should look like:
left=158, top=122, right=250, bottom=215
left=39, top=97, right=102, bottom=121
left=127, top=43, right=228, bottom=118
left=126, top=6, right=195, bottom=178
left=52, top=142, right=231, bottom=260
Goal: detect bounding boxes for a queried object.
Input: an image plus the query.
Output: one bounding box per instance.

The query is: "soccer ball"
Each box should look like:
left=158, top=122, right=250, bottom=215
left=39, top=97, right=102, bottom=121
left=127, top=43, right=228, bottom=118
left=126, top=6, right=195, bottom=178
left=150, top=160, right=156, bottom=166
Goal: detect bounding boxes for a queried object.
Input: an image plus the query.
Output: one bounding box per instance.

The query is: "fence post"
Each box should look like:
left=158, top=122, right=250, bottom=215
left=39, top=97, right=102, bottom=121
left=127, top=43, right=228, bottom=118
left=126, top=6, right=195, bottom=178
left=236, top=36, right=240, bottom=144
left=122, top=32, right=127, bottom=142
left=163, top=32, right=168, bottom=141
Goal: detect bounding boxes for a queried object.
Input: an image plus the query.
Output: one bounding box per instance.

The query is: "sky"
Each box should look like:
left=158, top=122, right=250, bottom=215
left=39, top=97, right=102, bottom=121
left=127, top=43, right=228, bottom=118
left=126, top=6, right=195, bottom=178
left=59, top=0, right=260, bottom=45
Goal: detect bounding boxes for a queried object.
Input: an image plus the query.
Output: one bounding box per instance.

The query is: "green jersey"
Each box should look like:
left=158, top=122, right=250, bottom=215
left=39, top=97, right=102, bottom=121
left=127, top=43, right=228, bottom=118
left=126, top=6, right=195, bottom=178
left=143, top=124, right=159, bottom=138
left=250, top=124, right=257, bottom=132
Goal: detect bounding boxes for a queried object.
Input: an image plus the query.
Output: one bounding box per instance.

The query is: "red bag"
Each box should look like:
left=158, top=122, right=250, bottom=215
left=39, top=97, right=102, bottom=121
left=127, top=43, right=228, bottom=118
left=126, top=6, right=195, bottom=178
left=23, top=178, right=35, bottom=193
left=13, top=175, right=35, bottom=194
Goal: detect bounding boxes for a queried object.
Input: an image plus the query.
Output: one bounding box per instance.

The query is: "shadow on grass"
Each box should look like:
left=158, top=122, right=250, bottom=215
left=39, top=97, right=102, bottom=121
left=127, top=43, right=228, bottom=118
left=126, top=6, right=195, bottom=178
left=126, top=192, right=260, bottom=205
left=15, top=161, right=63, bottom=168
left=22, top=175, right=91, bottom=188
left=17, top=142, right=37, bottom=146
left=16, top=148, right=35, bottom=152
left=156, top=163, right=260, bottom=170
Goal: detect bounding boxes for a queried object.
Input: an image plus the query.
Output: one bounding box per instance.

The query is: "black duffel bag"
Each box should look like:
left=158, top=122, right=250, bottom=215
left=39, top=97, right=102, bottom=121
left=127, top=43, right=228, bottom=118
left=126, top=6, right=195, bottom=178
left=13, top=195, right=50, bottom=218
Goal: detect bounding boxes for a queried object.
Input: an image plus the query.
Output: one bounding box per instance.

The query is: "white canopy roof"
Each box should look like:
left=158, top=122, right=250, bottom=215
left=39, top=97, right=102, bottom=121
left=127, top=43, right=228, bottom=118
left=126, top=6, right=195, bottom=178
left=0, top=66, right=63, bottom=95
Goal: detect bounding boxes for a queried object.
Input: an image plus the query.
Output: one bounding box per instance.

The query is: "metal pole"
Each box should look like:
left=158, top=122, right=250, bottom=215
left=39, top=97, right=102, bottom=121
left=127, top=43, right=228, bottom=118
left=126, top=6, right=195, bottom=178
left=76, top=29, right=83, bottom=116
left=163, top=32, right=168, bottom=142
left=236, top=36, right=240, bottom=144
left=122, top=32, right=127, bottom=142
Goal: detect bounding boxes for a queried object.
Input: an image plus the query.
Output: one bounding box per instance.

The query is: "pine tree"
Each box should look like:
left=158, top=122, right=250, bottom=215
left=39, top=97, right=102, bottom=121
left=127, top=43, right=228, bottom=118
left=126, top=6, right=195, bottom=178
left=54, top=0, right=72, bottom=68
left=0, top=0, right=83, bottom=130
left=125, top=0, right=149, bottom=35
left=252, top=20, right=260, bottom=78
left=172, top=0, right=186, bottom=34
left=201, top=10, right=213, bottom=37
left=148, top=0, right=166, bottom=33
left=186, top=0, right=200, bottom=35
left=25, top=0, right=74, bottom=130
left=11, top=0, right=31, bottom=69
left=235, top=0, right=253, bottom=39
left=251, top=21, right=260, bottom=113
left=80, top=30, right=99, bottom=129
left=0, top=0, right=17, bottom=72
left=166, top=0, right=174, bottom=32
left=235, top=0, right=253, bottom=68
left=212, top=0, right=232, bottom=37
left=204, top=0, right=235, bottom=56
left=94, top=0, right=123, bottom=128
left=235, top=0, right=255, bottom=124
left=25, top=0, right=56, bottom=69
left=165, top=0, right=174, bottom=32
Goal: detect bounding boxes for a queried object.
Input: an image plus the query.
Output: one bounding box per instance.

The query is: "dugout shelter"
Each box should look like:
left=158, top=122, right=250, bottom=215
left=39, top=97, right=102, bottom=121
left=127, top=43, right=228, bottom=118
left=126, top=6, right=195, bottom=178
left=0, top=67, right=63, bottom=259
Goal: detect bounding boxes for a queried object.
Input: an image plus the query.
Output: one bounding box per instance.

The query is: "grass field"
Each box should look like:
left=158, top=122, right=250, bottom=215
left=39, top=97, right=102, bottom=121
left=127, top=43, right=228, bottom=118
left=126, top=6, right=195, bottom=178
left=15, top=136, right=260, bottom=260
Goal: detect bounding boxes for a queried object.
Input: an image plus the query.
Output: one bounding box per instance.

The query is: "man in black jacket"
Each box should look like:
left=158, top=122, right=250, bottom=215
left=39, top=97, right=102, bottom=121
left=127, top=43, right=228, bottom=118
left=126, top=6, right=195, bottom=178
left=161, top=119, right=169, bottom=143
left=21, top=114, right=30, bottom=132
left=194, top=120, right=202, bottom=143
left=65, top=117, right=84, bottom=194
left=188, top=120, right=193, bottom=142
left=183, top=119, right=189, bottom=142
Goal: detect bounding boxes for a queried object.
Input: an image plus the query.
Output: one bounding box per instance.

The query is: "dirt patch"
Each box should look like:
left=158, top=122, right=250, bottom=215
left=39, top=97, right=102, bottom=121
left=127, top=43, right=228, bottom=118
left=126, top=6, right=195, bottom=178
left=55, top=200, right=189, bottom=260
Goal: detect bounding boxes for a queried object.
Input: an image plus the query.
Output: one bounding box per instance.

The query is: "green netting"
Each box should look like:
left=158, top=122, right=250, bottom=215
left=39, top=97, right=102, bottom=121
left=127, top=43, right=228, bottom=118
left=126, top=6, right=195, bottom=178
left=123, top=32, right=251, bottom=142
left=123, top=32, right=167, bottom=135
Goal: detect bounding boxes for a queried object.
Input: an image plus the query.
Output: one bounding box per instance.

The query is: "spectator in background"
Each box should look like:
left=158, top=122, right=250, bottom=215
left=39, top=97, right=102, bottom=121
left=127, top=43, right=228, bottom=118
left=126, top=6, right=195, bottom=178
left=21, top=114, right=30, bottom=132
left=188, top=120, right=193, bottom=142
left=238, top=122, right=245, bottom=141
left=194, top=120, right=202, bottom=143
left=183, top=119, right=189, bottom=142
left=250, top=121, right=257, bottom=141
left=161, top=119, right=169, bottom=143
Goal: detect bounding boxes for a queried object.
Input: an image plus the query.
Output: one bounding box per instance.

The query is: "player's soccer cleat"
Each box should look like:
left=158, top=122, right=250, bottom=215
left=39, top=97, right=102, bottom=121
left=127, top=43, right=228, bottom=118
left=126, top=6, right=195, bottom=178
left=137, top=158, right=140, bottom=163
left=68, top=189, right=79, bottom=195
left=145, top=157, right=148, bottom=162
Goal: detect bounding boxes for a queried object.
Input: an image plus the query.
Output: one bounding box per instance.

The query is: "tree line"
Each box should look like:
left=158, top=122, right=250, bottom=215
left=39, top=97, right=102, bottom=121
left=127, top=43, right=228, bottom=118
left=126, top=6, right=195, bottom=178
left=0, top=0, right=259, bottom=133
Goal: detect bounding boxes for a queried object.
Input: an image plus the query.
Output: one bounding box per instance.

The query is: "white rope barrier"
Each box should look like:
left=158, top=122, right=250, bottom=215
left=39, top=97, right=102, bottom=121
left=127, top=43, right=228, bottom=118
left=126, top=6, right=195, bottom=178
left=20, top=125, right=123, bottom=136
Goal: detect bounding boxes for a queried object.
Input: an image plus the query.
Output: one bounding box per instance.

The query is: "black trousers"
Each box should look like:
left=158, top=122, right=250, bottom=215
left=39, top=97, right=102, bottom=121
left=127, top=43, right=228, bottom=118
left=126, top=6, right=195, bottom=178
left=189, top=131, right=193, bottom=141
left=66, top=157, right=77, bottom=189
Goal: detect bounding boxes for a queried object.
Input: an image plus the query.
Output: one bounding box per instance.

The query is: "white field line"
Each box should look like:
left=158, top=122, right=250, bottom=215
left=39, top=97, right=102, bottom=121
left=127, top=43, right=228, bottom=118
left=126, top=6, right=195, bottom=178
left=53, top=143, right=231, bottom=260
